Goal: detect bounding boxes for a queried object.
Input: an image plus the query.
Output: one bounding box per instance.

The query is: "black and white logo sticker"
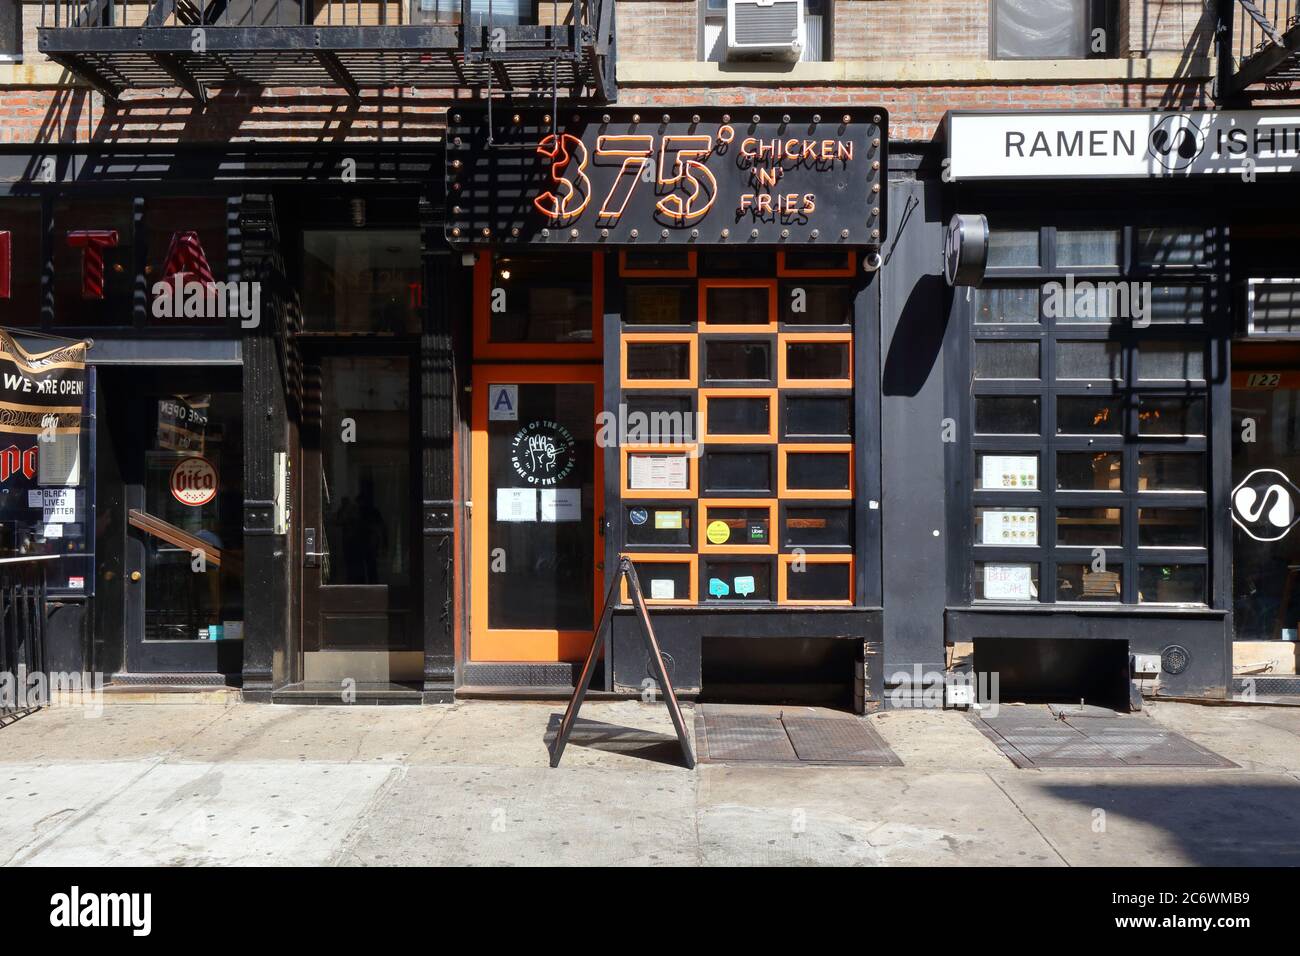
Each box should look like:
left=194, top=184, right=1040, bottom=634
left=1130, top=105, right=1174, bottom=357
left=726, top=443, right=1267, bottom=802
left=509, top=420, right=576, bottom=487
left=1148, top=114, right=1208, bottom=172
left=1231, top=468, right=1300, bottom=542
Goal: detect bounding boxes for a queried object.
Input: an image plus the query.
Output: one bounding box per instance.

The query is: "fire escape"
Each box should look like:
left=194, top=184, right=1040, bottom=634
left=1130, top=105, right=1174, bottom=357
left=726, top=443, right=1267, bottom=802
left=1218, top=0, right=1300, bottom=100
left=36, top=0, right=617, bottom=106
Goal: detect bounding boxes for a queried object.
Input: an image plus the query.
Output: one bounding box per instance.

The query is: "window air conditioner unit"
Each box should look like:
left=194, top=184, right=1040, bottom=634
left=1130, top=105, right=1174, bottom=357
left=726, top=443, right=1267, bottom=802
left=726, top=0, right=806, bottom=62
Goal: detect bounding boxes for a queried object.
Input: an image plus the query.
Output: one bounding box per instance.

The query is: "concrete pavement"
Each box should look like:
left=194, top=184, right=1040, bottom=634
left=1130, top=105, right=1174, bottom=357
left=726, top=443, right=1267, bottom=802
left=2, top=699, right=1299, bottom=866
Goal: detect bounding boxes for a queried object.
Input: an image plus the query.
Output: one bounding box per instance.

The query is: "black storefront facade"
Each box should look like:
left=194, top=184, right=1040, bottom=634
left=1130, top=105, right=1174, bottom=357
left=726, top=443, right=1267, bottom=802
left=6, top=105, right=1300, bottom=709
left=931, top=108, right=1300, bottom=706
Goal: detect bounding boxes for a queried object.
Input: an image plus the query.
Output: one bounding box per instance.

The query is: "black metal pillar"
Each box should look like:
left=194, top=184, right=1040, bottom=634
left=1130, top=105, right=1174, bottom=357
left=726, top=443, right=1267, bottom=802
left=239, top=193, right=292, bottom=702
left=420, top=195, right=456, bottom=702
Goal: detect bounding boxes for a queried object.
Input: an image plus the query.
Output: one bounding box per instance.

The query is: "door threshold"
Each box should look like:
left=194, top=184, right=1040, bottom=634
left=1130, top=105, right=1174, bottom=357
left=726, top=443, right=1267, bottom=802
left=272, top=681, right=424, bottom=706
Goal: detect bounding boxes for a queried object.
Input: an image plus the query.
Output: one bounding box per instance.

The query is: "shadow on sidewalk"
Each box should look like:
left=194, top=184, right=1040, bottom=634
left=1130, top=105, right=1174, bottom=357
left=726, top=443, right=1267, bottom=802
left=544, top=715, right=689, bottom=766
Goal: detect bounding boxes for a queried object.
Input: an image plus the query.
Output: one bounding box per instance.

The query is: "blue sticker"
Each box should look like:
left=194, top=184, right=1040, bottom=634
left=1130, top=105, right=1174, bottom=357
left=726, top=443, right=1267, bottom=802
left=629, top=507, right=649, bottom=526
left=734, top=576, right=756, bottom=597
left=708, top=578, right=730, bottom=598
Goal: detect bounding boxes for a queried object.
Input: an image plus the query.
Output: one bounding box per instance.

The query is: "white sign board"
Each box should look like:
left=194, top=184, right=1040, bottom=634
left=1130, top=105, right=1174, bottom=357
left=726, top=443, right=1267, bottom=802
left=981, top=510, right=1038, bottom=546
left=982, top=455, right=1038, bottom=491
left=496, top=487, right=536, bottom=522
left=629, top=454, right=689, bottom=491
left=948, top=110, right=1300, bottom=180
left=984, top=564, right=1035, bottom=602
left=540, top=488, right=581, bottom=523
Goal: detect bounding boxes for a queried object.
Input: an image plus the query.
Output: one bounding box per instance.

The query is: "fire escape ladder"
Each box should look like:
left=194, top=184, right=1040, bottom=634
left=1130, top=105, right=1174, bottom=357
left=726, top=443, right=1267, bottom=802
left=1222, top=0, right=1300, bottom=98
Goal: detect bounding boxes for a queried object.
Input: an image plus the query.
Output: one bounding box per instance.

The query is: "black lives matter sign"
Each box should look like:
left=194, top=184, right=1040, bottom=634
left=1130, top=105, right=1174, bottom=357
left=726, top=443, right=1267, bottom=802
left=446, top=107, right=887, bottom=246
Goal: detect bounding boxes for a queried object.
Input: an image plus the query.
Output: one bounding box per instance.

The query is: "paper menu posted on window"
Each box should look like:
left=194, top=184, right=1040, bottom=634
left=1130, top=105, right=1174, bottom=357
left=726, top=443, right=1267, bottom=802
left=984, top=564, right=1035, bottom=602
left=981, top=510, right=1037, bottom=545
left=629, top=454, right=688, bottom=491
left=982, top=455, right=1037, bottom=491
left=650, top=579, right=675, bottom=600
left=540, top=488, right=581, bottom=523
left=38, top=433, right=81, bottom=487
left=42, top=488, right=77, bottom=524
left=495, top=488, right=537, bottom=522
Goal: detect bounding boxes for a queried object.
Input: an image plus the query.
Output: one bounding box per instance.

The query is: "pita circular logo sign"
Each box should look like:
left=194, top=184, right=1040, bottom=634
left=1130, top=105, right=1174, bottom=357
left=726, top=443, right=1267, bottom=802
left=170, top=455, right=218, bottom=507
left=1231, top=468, right=1300, bottom=542
left=510, top=420, right=576, bottom=486
left=1148, top=114, right=1207, bottom=171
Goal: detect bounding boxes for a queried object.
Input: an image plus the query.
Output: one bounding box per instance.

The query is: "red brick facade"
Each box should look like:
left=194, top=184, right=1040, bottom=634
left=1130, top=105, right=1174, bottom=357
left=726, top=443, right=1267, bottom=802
left=0, top=0, right=1291, bottom=147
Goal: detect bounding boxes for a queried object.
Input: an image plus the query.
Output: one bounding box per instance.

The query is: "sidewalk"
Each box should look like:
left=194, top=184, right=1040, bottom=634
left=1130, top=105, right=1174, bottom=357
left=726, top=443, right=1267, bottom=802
left=2, top=699, right=1299, bottom=866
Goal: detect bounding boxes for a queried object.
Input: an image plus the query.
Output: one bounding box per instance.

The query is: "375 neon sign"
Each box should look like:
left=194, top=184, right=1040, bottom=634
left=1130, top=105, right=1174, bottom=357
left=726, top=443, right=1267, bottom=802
left=533, top=125, right=855, bottom=228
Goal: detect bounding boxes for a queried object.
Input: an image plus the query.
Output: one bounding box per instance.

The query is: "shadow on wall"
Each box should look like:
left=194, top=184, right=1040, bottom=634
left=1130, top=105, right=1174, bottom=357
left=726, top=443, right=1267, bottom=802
left=1041, top=781, right=1300, bottom=866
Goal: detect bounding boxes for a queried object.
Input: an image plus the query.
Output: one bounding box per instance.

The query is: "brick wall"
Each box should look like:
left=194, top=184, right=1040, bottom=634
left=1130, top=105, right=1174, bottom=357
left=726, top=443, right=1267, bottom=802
left=615, top=0, right=697, bottom=61
left=619, top=79, right=1213, bottom=141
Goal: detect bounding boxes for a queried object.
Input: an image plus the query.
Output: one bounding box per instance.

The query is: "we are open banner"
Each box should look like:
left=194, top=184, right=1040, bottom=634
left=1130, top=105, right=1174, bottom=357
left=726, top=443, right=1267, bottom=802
left=0, top=332, right=88, bottom=490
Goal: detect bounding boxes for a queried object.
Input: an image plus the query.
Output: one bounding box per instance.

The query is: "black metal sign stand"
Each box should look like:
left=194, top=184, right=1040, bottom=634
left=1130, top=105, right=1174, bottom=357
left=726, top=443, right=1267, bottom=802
left=549, top=557, right=696, bottom=769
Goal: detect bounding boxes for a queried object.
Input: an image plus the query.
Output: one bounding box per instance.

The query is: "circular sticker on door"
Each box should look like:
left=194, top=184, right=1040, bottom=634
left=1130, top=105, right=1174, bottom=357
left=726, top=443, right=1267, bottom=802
left=170, top=455, right=218, bottom=507
left=510, top=420, right=576, bottom=486
left=706, top=520, right=731, bottom=545
left=629, top=507, right=649, bottom=526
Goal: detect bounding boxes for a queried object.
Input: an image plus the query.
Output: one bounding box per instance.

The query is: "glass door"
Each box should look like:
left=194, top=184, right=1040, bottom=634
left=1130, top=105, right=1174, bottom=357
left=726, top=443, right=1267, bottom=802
left=300, top=347, right=421, bottom=681
left=471, top=365, right=603, bottom=661
left=124, top=386, right=245, bottom=674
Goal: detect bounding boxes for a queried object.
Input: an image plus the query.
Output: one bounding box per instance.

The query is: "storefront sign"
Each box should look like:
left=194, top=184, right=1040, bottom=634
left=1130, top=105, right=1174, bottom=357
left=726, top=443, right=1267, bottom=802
left=1231, top=468, right=1300, bottom=542
left=170, top=455, right=218, bottom=507
left=446, top=107, right=887, bottom=246
left=948, top=110, right=1300, bottom=180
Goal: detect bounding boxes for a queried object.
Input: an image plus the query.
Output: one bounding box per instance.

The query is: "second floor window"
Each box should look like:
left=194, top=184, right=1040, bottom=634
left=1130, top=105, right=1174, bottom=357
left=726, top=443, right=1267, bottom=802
left=1, top=0, right=21, bottom=62
left=701, top=0, right=830, bottom=63
left=992, top=0, right=1116, bottom=60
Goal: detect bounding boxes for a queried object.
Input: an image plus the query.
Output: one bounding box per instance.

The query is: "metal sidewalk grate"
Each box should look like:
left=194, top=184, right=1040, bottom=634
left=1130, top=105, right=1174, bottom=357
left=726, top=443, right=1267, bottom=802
left=695, top=706, right=901, bottom=766
left=783, top=716, right=903, bottom=765
left=972, top=707, right=1236, bottom=769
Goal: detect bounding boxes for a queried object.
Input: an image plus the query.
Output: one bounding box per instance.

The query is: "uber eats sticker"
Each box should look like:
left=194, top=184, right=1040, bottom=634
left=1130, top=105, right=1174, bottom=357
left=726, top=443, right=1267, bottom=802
left=510, top=420, right=576, bottom=486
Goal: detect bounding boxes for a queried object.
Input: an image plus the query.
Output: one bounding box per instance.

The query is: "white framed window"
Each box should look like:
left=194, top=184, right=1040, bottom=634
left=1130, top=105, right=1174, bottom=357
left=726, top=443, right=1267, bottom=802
left=991, top=0, right=1116, bottom=60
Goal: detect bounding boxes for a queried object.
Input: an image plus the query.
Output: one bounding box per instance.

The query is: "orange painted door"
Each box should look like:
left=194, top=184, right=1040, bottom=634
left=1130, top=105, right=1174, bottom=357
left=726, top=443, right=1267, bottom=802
left=471, top=365, right=604, bottom=661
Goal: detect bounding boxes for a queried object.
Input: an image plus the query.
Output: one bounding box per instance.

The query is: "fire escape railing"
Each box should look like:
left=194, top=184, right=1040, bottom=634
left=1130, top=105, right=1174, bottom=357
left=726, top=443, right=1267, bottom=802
left=36, top=0, right=617, bottom=103
left=1220, top=0, right=1300, bottom=97
left=0, top=557, right=51, bottom=728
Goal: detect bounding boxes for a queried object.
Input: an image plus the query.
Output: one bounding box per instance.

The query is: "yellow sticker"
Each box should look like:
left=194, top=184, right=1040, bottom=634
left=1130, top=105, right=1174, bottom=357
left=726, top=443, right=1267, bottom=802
left=706, top=520, right=731, bottom=545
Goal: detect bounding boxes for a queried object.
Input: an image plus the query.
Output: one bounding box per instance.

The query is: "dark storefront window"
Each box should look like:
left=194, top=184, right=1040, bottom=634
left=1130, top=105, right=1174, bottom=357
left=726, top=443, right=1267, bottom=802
left=302, top=229, right=422, bottom=334
left=968, top=223, right=1215, bottom=606
left=0, top=199, right=42, bottom=325
left=618, top=249, right=859, bottom=606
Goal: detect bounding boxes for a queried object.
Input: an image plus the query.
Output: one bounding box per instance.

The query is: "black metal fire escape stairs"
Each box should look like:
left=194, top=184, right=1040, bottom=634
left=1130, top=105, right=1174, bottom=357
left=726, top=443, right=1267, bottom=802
left=36, top=0, right=617, bottom=107
left=1217, top=0, right=1300, bottom=101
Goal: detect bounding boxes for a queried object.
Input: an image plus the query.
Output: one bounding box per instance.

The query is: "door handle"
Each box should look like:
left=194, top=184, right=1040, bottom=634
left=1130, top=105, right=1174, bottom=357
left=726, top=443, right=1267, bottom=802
left=130, top=570, right=142, bottom=582
left=304, top=527, right=325, bottom=567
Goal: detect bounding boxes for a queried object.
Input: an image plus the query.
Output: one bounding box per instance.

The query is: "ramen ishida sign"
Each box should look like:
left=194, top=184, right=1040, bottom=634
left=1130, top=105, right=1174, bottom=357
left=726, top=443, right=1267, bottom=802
left=170, top=455, right=218, bottom=507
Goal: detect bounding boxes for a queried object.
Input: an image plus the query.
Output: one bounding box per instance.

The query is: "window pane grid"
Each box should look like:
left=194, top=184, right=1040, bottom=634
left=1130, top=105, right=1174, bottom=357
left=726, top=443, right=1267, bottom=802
left=968, top=224, right=1213, bottom=606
